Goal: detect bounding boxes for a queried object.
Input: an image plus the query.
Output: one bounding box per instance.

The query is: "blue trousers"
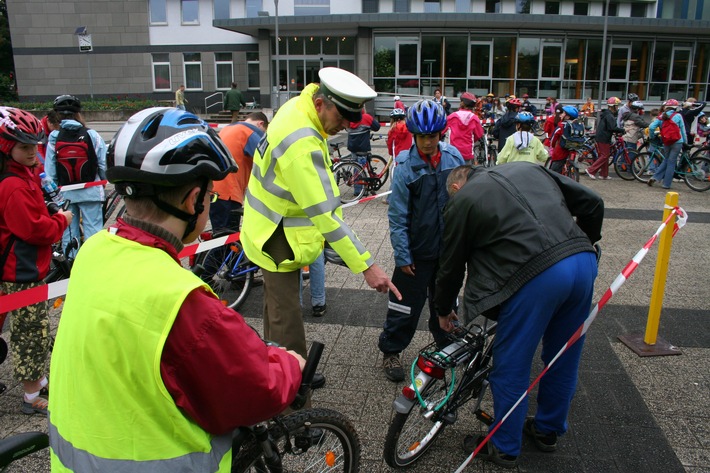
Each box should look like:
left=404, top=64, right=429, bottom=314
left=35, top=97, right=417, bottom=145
left=487, top=251, right=597, bottom=456
left=653, top=141, right=682, bottom=188
left=304, top=251, right=326, bottom=307
left=378, top=259, right=450, bottom=355
left=63, top=202, right=103, bottom=259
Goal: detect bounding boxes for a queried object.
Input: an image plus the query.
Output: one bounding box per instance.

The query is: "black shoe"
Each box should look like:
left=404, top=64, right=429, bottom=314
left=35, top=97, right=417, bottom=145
left=311, top=372, right=326, bottom=390
left=311, top=305, right=326, bottom=317
left=523, top=417, right=558, bottom=452
left=383, top=354, right=404, bottom=382
left=462, top=435, right=518, bottom=469
left=647, top=177, right=656, bottom=187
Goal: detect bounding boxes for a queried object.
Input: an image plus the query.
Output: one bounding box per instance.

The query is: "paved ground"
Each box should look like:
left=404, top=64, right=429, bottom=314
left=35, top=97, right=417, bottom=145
left=0, top=122, right=708, bottom=472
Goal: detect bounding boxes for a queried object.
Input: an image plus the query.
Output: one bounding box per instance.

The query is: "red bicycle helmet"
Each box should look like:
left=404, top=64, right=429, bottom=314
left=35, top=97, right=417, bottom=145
left=508, top=98, right=522, bottom=106
left=606, top=97, right=621, bottom=106
left=0, top=107, right=46, bottom=154
left=663, top=99, right=680, bottom=107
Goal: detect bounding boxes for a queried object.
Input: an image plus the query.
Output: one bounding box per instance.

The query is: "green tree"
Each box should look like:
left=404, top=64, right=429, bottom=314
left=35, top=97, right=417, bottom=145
left=0, top=0, right=17, bottom=101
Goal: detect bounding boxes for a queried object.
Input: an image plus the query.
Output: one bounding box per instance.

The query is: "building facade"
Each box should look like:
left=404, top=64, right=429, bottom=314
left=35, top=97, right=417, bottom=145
left=7, top=1, right=710, bottom=115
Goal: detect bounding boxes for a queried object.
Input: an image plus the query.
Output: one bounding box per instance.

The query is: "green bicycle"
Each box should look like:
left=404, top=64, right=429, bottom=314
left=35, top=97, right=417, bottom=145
left=632, top=142, right=710, bottom=192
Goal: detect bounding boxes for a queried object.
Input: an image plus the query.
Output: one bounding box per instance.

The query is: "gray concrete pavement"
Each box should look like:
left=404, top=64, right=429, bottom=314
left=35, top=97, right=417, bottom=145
left=0, top=123, right=708, bottom=472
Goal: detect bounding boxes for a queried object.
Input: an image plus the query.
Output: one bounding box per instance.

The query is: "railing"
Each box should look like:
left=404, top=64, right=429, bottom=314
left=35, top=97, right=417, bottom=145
left=204, top=92, right=223, bottom=114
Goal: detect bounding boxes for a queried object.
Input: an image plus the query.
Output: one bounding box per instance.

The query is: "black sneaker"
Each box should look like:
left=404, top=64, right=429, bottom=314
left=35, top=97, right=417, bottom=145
left=311, top=305, right=326, bottom=317
left=383, top=354, right=404, bottom=382
left=462, top=435, right=518, bottom=469
left=523, top=417, right=557, bottom=452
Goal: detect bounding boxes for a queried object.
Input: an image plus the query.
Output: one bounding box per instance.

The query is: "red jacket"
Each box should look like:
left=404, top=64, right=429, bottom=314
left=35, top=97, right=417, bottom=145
left=110, top=220, right=302, bottom=434
left=549, top=121, right=571, bottom=162
left=387, top=121, right=413, bottom=159
left=543, top=115, right=558, bottom=147
left=0, top=159, right=67, bottom=282
left=445, top=110, right=484, bottom=161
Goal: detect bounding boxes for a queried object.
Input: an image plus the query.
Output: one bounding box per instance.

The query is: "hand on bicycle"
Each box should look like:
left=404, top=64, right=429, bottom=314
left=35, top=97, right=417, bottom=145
left=363, top=264, right=402, bottom=300
left=282, top=348, right=307, bottom=371
left=438, top=311, right=459, bottom=332
left=59, top=209, right=73, bottom=226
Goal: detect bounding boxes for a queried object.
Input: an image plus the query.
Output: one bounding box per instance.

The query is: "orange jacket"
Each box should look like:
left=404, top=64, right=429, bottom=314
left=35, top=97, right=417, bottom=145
left=214, top=122, right=264, bottom=204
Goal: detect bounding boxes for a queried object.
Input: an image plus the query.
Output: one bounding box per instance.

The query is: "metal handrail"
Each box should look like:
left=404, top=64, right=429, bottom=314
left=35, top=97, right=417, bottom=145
left=205, top=92, right=223, bottom=113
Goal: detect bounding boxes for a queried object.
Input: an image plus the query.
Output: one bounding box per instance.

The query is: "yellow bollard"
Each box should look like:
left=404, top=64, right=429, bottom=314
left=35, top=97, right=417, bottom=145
left=644, top=192, right=678, bottom=346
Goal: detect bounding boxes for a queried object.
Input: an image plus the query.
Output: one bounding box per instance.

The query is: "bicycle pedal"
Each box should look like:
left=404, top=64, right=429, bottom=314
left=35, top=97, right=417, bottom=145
left=474, top=409, right=494, bottom=426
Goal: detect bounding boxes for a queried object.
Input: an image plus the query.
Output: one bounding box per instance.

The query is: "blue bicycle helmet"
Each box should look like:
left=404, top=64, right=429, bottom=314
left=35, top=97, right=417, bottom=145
left=406, top=99, right=447, bottom=134
left=515, top=111, right=535, bottom=124
left=390, top=108, right=406, bottom=119
left=562, top=105, right=579, bottom=119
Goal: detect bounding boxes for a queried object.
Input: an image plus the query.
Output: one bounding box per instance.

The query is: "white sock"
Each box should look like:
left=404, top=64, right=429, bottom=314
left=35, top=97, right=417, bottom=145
left=39, top=377, right=48, bottom=388
left=24, top=391, right=40, bottom=402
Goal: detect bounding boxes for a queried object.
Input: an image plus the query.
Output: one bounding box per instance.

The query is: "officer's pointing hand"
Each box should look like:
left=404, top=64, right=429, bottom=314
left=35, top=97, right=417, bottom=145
left=363, top=264, right=402, bottom=300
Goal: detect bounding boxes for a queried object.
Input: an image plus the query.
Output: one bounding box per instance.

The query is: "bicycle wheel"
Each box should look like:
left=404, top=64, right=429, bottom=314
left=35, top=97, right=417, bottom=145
left=368, top=154, right=389, bottom=188
left=682, top=156, right=710, bottom=192
left=198, top=241, right=254, bottom=310
left=568, top=161, right=580, bottom=182
left=233, top=408, right=361, bottom=473
left=383, top=375, right=450, bottom=468
left=333, top=162, right=366, bottom=203
left=486, top=147, right=497, bottom=167
left=632, top=152, right=662, bottom=183
left=574, top=145, right=597, bottom=173
left=614, top=149, right=638, bottom=181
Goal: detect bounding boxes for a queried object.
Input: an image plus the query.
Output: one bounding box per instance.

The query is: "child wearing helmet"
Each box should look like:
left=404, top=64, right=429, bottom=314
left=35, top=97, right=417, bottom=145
left=548, top=105, right=579, bottom=174
left=497, top=112, right=549, bottom=165
left=48, top=107, right=305, bottom=468
left=621, top=102, right=648, bottom=161
left=492, top=98, right=521, bottom=150
left=585, top=98, right=624, bottom=180
left=0, top=107, right=73, bottom=416
left=446, top=92, right=484, bottom=162
left=385, top=108, right=413, bottom=205
left=379, top=99, right=465, bottom=382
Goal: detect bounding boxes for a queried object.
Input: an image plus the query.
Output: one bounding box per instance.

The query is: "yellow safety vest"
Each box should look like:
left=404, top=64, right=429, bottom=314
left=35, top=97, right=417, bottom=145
left=49, top=230, right=231, bottom=472
left=242, top=83, right=373, bottom=273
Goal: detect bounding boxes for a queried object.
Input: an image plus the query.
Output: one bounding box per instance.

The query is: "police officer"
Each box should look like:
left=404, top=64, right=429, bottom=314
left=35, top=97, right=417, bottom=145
left=241, top=68, right=401, bottom=387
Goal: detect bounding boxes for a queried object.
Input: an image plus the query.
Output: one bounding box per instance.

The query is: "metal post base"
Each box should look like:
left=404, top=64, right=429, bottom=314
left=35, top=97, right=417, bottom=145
left=617, top=333, right=683, bottom=357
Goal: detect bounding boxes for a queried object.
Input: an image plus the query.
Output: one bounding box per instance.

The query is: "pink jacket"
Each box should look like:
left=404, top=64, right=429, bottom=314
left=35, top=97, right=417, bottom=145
left=446, top=110, right=484, bottom=160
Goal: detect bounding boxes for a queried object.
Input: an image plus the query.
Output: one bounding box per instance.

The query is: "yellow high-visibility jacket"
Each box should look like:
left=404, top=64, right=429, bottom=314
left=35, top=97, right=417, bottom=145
left=242, top=83, right=373, bottom=273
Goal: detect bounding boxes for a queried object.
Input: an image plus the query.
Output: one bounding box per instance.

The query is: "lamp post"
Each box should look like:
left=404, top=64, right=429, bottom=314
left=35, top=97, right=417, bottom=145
left=597, top=0, right=611, bottom=115
left=274, top=0, right=280, bottom=110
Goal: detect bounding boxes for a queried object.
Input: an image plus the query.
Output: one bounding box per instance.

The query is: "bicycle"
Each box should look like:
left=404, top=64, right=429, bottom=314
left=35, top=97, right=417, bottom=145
left=330, top=138, right=391, bottom=203
left=383, top=318, right=497, bottom=468
left=473, top=126, right=497, bottom=168
left=545, top=152, right=580, bottom=182
left=232, top=341, right=361, bottom=472
left=633, top=142, right=710, bottom=191
left=192, top=224, right=260, bottom=310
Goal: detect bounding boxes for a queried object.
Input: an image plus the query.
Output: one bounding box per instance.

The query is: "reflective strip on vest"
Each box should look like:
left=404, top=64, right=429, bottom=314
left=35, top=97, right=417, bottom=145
left=50, top=420, right=231, bottom=472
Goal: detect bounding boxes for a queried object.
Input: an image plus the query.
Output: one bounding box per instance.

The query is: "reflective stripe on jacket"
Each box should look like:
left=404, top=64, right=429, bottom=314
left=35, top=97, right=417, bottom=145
left=242, top=84, right=373, bottom=273
left=49, top=230, right=231, bottom=472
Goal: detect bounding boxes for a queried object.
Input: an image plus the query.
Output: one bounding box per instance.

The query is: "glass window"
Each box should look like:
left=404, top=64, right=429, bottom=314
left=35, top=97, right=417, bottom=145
left=455, top=0, right=470, bottom=13
left=215, top=52, right=233, bottom=90
left=306, top=36, right=321, bottom=55
left=630, top=4, right=646, bottom=17
left=149, top=0, right=167, bottom=24
left=691, top=43, right=710, bottom=96
left=152, top=53, right=171, bottom=91
left=245, top=0, right=262, bottom=18
left=660, top=1, right=682, bottom=19
left=493, top=37, right=514, bottom=78
left=424, top=0, right=440, bottom=13
left=470, top=42, right=492, bottom=78
left=398, top=41, right=419, bottom=77
left=288, top=37, right=303, bottom=55
left=585, top=39, right=602, bottom=81
left=181, top=0, right=199, bottom=24
left=374, top=36, right=396, bottom=79
left=363, top=0, right=379, bottom=13
left=394, top=0, right=410, bottom=12
left=603, top=3, right=618, bottom=16
left=340, top=37, right=355, bottom=55
left=214, top=0, right=230, bottom=20
left=541, top=42, right=562, bottom=79
left=323, top=36, right=337, bottom=55
left=544, top=1, right=559, bottom=15
left=573, top=2, right=588, bottom=16
left=445, top=36, right=467, bottom=79
left=486, top=0, right=501, bottom=13
left=339, top=59, right=355, bottom=73
left=652, top=42, right=671, bottom=82
left=608, top=46, right=630, bottom=81
left=517, top=38, right=540, bottom=80
left=247, top=52, right=260, bottom=89
left=671, top=48, right=692, bottom=82
left=294, top=0, right=329, bottom=16
left=183, top=53, right=202, bottom=90
left=516, top=0, right=531, bottom=14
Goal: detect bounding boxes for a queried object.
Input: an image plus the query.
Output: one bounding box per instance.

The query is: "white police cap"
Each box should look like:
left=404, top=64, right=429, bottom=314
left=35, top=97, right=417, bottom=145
left=318, top=67, right=377, bottom=122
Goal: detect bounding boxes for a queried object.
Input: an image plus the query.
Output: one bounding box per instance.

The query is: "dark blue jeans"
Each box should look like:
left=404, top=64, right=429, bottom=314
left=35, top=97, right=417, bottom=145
left=378, top=259, right=450, bottom=355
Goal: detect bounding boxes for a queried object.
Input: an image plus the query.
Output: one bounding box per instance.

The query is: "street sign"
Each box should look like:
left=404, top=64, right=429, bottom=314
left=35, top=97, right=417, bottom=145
left=78, top=34, right=93, bottom=52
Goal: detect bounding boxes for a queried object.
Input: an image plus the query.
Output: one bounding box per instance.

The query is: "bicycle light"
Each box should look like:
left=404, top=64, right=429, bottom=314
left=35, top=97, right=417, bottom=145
left=401, top=386, right=416, bottom=401
left=416, top=355, right=445, bottom=379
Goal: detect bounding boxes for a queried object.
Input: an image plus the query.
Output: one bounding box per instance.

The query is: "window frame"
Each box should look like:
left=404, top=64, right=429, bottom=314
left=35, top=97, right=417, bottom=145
left=469, top=41, right=493, bottom=79
left=183, top=52, right=203, bottom=91
left=214, top=0, right=231, bottom=20
left=214, top=52, right=234, bottom=90
left=151, top=53, right=171, bottom=92
left=181, top=0, right=200, bottom=25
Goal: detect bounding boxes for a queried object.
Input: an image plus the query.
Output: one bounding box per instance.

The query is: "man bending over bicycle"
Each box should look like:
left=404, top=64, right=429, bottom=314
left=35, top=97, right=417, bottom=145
left=49, top=108, right=305, bottom=472
left=436, top=163, right=603, bottom=468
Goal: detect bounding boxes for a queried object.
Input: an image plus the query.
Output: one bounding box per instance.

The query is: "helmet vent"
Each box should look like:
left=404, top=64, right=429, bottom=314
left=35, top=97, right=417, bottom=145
left=141, top=114, right=163, bottom=140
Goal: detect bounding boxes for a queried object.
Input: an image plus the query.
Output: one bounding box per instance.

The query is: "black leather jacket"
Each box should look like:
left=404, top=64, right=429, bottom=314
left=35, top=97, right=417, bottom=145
left=434, top=162, right=604, bottom=319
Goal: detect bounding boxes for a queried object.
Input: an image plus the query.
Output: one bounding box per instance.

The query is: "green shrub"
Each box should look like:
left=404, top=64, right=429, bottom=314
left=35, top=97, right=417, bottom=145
left=4, top=96, right=161, bottom=111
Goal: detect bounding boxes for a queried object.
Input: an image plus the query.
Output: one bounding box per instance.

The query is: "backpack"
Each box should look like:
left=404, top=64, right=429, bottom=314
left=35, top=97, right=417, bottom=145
left=660, top=112, right=682, bottom=146
left=54, top=127, right=98, bottom=186
left=560, top=119, right=586, bottom=150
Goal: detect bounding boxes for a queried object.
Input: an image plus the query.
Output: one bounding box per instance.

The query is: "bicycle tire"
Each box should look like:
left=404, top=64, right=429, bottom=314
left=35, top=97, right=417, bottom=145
left=568, top=161, right=580, bottom=182
left=574, top=145, right=597, bottom=173
left=368, top=154, right=389, bottom=188
left=102, top=189, right=122, bottom=224
left=613, top=149, right=638, bottom=181
left=632, top=151, right=663, bottom=183
left=333, top=161, right=366, bottom=203
left=198, top=241, right=254, bottom=310
left=683, top=156, right=710, bottom=192
left=232, top=408, right=361, bottom=473
left=486, top=147, right=497, bottom=167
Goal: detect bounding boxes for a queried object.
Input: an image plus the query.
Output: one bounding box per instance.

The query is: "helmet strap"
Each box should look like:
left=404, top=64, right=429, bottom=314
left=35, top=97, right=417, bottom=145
left=150, top=178, right=208, bottom=240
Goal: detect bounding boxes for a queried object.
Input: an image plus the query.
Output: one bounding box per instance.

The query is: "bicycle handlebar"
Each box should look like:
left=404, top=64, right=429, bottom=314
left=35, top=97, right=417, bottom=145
left=290, top=341, right=324, bottom=410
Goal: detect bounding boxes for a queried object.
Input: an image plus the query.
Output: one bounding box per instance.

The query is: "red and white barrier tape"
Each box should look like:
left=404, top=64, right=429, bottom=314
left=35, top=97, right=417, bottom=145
left=341, top=190, right=391, bottom=208
left=454, top=206, right=687, bottom=473
left=59, top=180, right=108, bottom=192
left=0, top=231, right=241, bottom=314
